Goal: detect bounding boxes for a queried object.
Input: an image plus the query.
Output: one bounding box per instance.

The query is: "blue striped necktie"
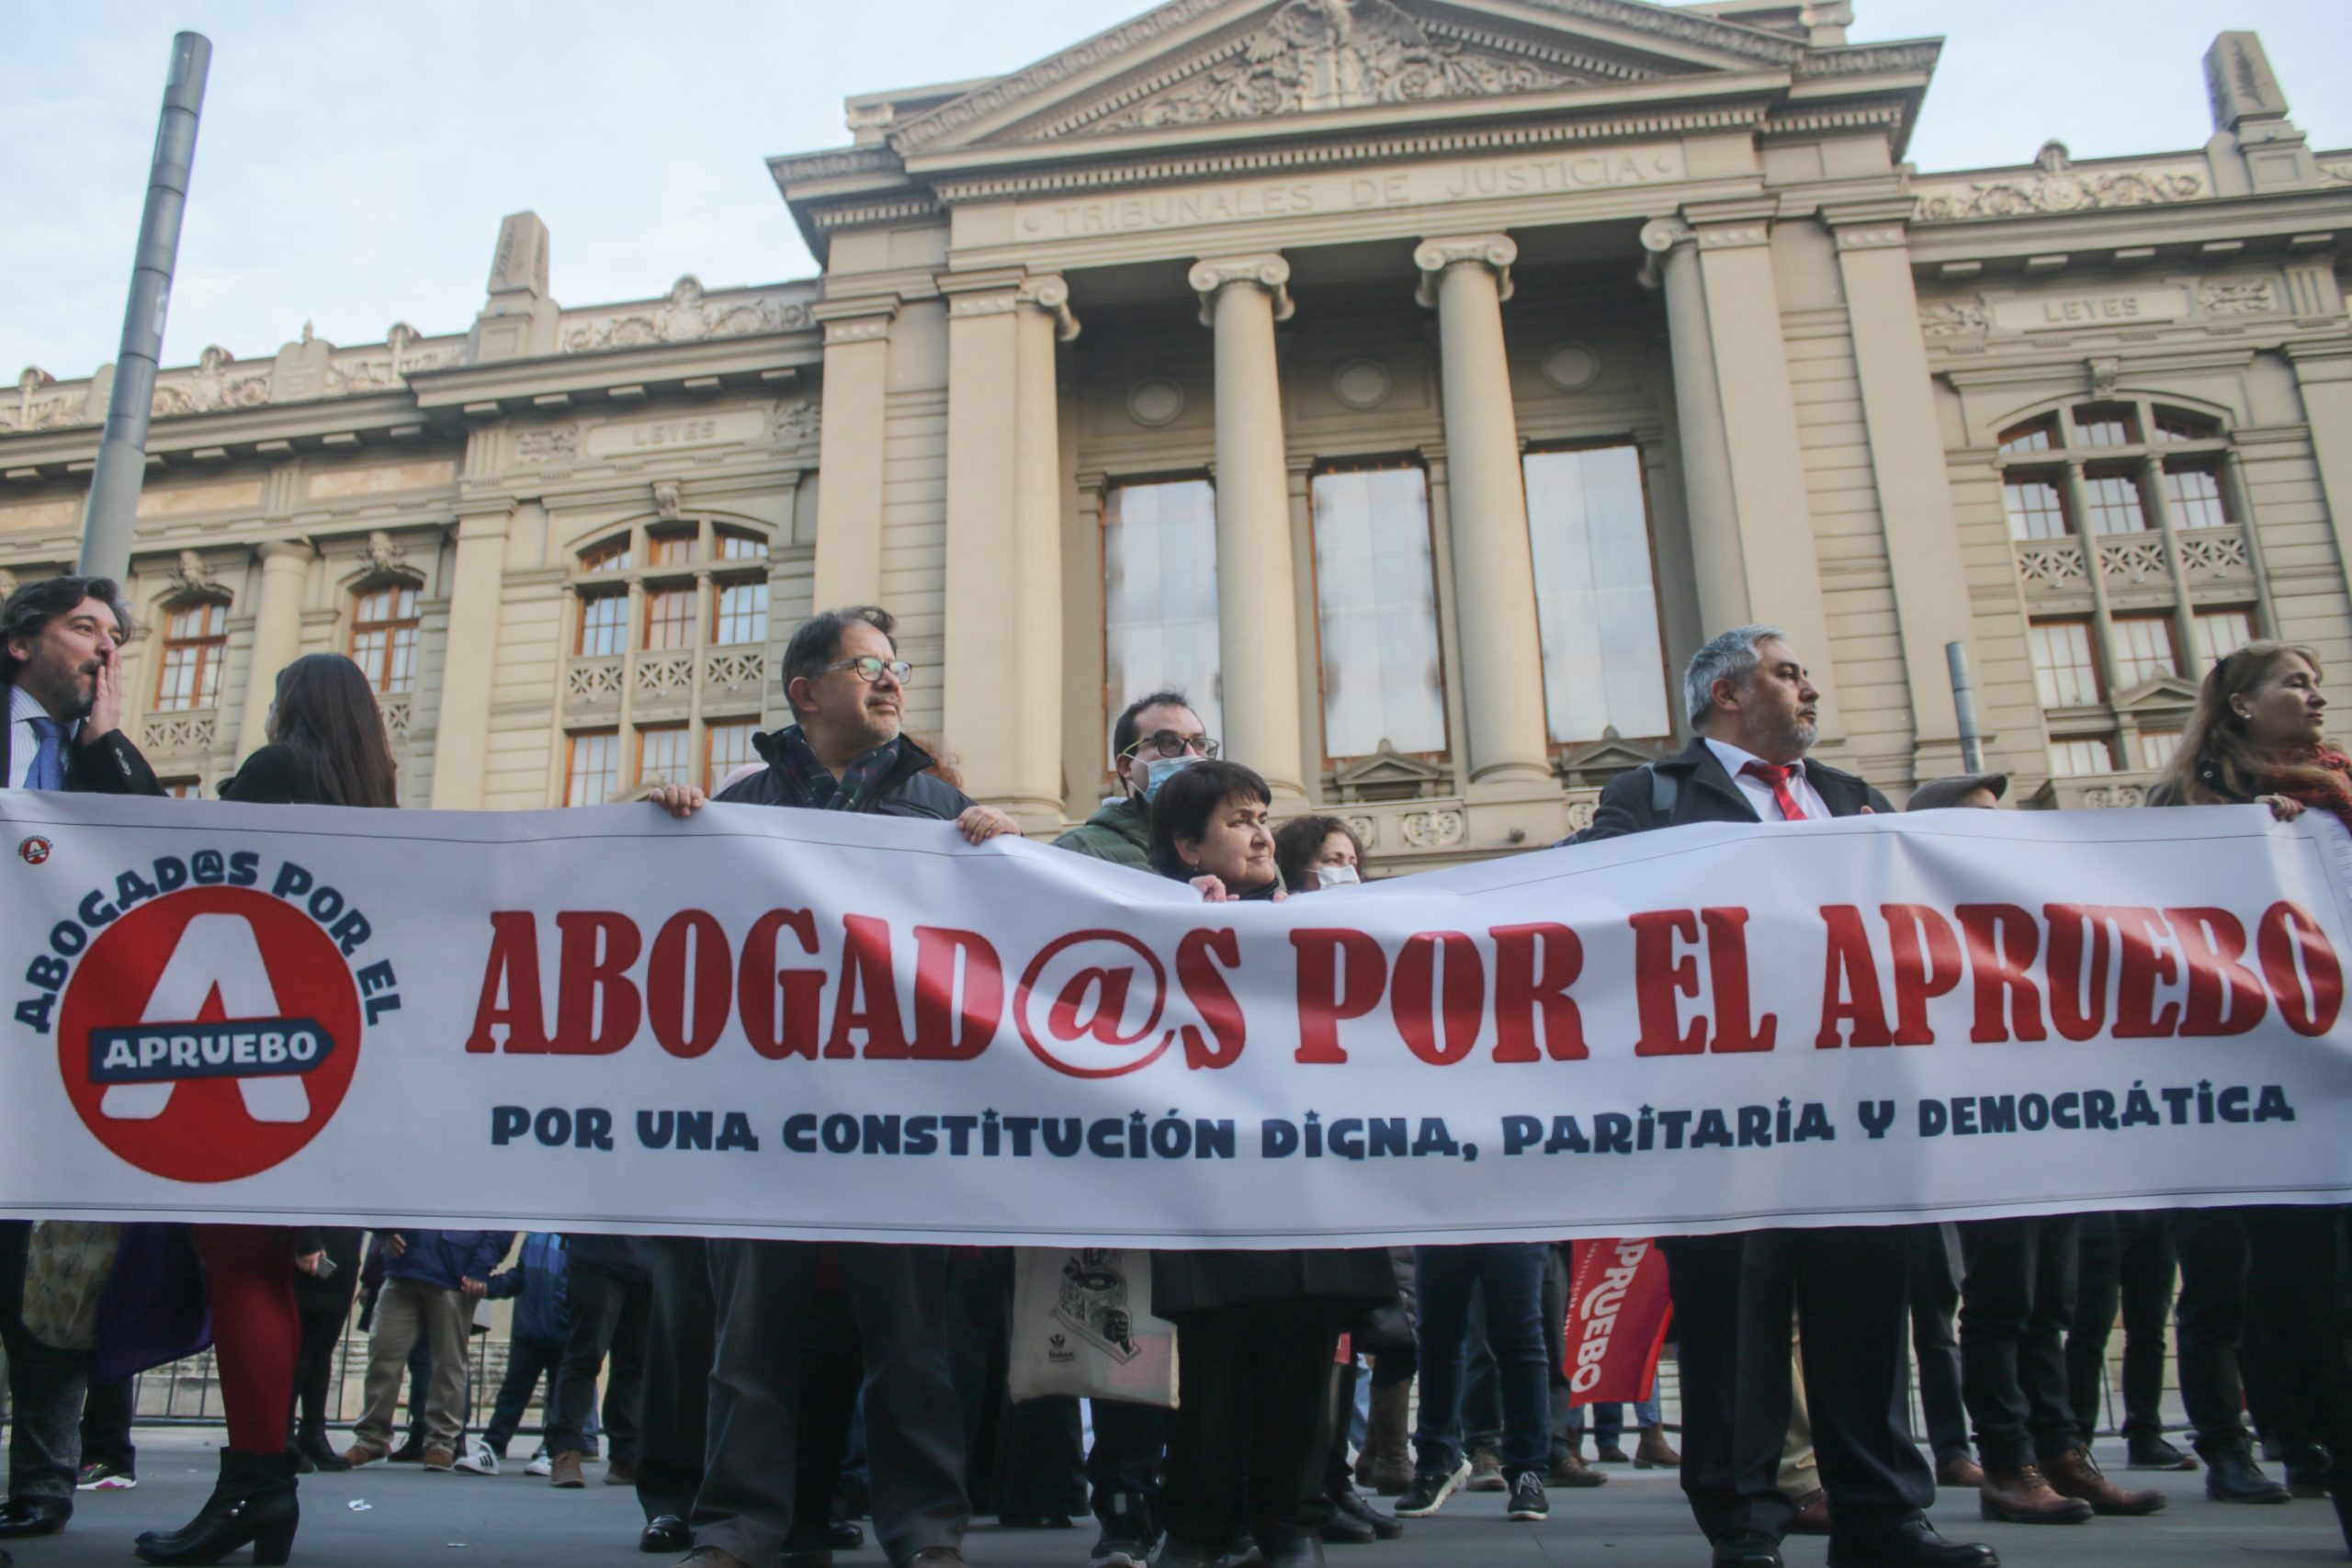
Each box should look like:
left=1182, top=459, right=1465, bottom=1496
left=25, top=716, right=69, bottom=792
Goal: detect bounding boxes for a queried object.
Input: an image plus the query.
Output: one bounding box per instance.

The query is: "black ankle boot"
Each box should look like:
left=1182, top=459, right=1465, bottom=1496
left=294, top=1426, right=348, bottom=1474
left=135, top=1448, right=300, bottom=1566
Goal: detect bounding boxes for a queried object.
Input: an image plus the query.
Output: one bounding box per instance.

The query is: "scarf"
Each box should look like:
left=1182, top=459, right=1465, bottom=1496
left=2271, top=744, right=2352, bottom=836
left=768, top=726, right=902, bottom=813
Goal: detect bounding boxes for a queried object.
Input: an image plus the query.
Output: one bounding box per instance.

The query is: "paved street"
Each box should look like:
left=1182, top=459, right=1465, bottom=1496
left=11, top=1430, right=2345, bottom=1567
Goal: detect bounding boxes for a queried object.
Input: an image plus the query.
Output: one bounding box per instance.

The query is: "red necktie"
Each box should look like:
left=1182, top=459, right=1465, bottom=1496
left=1743, top=761, right=1808, bottom=821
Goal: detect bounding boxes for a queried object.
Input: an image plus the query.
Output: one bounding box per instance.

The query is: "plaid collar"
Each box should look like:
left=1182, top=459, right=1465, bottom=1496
left=770, top=725, right=902, bottom=812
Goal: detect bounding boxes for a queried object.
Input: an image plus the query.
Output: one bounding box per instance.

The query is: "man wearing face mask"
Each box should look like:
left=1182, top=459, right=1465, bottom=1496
left=1053, top=691, right=1216, bottom=871
left=1026, top=691, right=1216, bottom=1568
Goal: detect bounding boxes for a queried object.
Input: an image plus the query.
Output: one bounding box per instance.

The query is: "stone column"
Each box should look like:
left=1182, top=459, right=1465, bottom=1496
left=428, top=505, right=512, bottom=809
left=941, top=273, right=1075, bottom=825
left=1415, top=234, right=1551, bottom=786
left=808, top=297, right=899, bottom=611
left=2287, top=343, right=2352, bottom=612
left=1640, top=218, right=1747, bottom=637
left=236, top=541, right=313, bottom=755
left=1826, top=203, right=1982, bottom=779
left=1190, top=254, right=1307, bottom=802
left=1666, top=200, right=1844, bottom=741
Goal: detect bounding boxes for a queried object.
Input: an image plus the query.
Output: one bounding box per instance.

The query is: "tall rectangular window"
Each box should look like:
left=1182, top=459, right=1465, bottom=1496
left=578, top=592, right=626, bottom=658
left=155, top=601, right=227, bottom=711
left=1311, top=464, right=1446, bottom=758
left=638, top=725, right=690, bottom=787
left=706, top=719, right=758, bottom=792
left=351, top=583, right=421, bottom=694
left=2082, top=472, right=2148, bottom=535
left=2029, top=621, right=2101, bottom=709
left=1522, top=445, right=1670, bottom=743
left=2191, top=608, right=2256, bottom=671
left=2110, top=615, right=2177, bottom=688
left=566, top=730, right=619, bottom=807
left=2165, top=466, right=2230, bottom=529
left=644, top=585, right=695, bottom=650
left=1103, top=479, right=1223, bottom=741
left=2004, top=477, right=2069, bottom=541
left=713, top=580, right=767, bottom=647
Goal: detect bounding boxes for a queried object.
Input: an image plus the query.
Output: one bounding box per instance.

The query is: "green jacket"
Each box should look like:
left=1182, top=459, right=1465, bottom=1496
left=1053, top=793, right=1152, bottom=867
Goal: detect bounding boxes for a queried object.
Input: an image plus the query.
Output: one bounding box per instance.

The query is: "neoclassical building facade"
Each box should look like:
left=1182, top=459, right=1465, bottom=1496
left=3, top=0, right=2348, bottom=869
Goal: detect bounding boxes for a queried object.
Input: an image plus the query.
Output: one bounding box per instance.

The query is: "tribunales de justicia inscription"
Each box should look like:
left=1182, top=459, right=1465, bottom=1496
left=1018, top=144, right=1688, bottom=239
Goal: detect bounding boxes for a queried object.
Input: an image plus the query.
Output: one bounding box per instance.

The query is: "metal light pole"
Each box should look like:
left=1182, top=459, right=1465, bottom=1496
left=1946, top=640, right=1984, bottom=773
left=78, top=31, right=212, bottom=582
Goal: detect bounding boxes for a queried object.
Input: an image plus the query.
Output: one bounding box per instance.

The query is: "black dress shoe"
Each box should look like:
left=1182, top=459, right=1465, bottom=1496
left=1712, top=1528, right=1784, bottom=1568
left=824, top=1515, right=862, bottom=1550
left=0, top=1498, right=68, bottom=1538
left=640, top=1515, right=692, bottom=1553
left=1826, top=1518, right=1998, bottom=1568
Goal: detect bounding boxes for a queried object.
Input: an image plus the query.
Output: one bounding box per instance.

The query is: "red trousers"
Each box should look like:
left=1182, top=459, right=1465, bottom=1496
left=191, top=1224, right=300, bottom=1454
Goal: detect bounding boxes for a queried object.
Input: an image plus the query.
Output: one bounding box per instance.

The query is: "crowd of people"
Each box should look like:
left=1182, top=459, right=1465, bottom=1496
left=1, top=573, right=2348, bottom=1568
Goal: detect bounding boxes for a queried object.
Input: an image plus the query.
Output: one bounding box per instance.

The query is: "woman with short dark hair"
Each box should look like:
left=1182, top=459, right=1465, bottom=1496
left=135, top=654, right=394, bottom=1566
left=1146, top=760, right=1394, bottom=1568
left=1272, top=814, right=1364, bottom=893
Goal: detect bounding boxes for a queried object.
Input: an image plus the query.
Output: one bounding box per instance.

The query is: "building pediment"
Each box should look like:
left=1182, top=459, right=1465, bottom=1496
left=893, top=0, right=1803, bottom=158
left=2114, top=673, right=2201, bottom=712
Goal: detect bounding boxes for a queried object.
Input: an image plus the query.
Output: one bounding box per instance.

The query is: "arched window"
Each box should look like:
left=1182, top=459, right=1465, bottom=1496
left=154, top=600, right=228, bottom=712
left=1995, top=397, right=2269, bottom=784
left=558, top=517, right=779, bottom=803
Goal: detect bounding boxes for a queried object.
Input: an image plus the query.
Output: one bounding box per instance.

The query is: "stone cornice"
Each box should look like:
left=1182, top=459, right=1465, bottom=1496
left=922, top=99, right=1770, bottom=207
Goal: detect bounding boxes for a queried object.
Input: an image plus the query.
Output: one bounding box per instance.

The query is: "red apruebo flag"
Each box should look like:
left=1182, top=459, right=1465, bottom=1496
left=1564, top=1236, right=1673, bottom=1406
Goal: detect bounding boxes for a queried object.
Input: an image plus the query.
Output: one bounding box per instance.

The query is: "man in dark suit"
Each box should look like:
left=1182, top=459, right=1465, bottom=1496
left=1578, top=625, right=1995, bottom=1568
left=0, top=575, right=164, bottom=1553
left=648, top=605, right=1018, bottom=1568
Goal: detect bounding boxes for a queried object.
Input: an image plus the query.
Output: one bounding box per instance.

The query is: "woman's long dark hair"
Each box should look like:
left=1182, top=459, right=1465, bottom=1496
left=267, top=653, right=399, bottom=807
left=1148, top=759, right=1272, bottom=880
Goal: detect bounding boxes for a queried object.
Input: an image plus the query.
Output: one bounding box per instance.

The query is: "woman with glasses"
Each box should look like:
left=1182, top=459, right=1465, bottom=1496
left=1143, top=761, right=1396, bottom=1568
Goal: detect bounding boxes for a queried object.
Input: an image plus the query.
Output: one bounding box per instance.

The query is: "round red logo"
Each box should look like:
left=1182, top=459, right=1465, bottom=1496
left=18, top=837, right=51, bottom=866
left=56, top=886, right=364, bottom=1183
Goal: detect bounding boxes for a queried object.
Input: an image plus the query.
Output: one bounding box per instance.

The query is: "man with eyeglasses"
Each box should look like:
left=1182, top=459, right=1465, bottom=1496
left=648, top=604, right=1010, bottom=1568
left=1053, top=691, right=1216, bottom=871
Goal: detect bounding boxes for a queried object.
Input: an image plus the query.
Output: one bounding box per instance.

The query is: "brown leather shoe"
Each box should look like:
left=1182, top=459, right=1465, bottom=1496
left=421, top=1444, right=456, bottom=1472
left=1788, top=1488, right=1831, bottom=1535
left=2043, top=1448, right=2165, bottom=1516
left=548, top=1450, right=587, bottom=1489
left=1634, top=1425, right=1682, bottom=1469
left=1979, top=1464, right=2094, bottom=1524
left=1546, top=1450, right=1608, bottom=1488
left=343, top=1442, right=387, bottom=1469
left=1938, top=1454, right=1984, bottom=1487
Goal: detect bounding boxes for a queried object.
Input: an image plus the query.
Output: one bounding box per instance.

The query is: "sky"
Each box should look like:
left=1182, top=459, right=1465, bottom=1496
left=1, top=0, right=2346, bottom=382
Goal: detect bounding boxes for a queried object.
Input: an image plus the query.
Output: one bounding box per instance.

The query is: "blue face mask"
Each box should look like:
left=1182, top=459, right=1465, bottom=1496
left=1143, top=755, right=1200, bottom=800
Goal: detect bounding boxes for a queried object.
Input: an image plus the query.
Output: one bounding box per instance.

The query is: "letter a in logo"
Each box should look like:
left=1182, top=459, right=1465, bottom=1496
left=59, top=886, right=365, bottom=1184
left=101, top=915, right=311, bottom=1123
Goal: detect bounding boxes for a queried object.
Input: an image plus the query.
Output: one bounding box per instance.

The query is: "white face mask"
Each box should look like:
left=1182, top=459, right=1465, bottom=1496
left=1143, top=755, right=1200, bottom=800
left=1313, top=863, right=1361, bottom=888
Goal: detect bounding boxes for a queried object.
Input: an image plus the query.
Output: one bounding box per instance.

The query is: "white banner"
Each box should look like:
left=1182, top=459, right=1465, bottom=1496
left=2, top=793, right=2349, bottom=1247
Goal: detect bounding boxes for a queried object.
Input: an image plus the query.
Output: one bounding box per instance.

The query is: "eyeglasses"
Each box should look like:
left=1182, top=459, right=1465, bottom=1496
left=819, top=656, right=914, bottom=686
left=1121, top=728, right=1219, bottom=760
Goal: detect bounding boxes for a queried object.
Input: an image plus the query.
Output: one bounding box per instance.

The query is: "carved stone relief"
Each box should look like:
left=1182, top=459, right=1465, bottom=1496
left=1917, top=300, right=1988, bottom=337
left=1913, top=146, right=2205, bottom=222
left=1090, top=0, right=1574, bottom=133
left=515, top=426, right=581, bottom=464
left=1540, top=341, right=1600, bottom=392
left=1126, top=376, right=1186, bottom=427
left=2199, top=279, right=2279, bottom=316
left=1331, top=359, right=1392, bottom=410
left=560, top=277, right=815, bottom=355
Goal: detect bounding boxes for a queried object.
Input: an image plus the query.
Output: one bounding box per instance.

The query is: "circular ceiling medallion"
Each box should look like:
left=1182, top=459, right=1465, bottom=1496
left=1332, top=357, right=1393, bottom=411
left=1125, top=375, right=1185, bottom=428
left=1542, top=341, right=1601, bottom=393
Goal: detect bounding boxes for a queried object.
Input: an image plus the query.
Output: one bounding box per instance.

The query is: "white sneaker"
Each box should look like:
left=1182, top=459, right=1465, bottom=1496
left=525, top=1452, right=552, bottom=1478
left=454, top=1439, right=501, bottom=1477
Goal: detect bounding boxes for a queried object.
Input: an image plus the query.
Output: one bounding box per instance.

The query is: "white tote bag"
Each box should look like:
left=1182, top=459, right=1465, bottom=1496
left=1006, top=1247, right=1179, bottom=1408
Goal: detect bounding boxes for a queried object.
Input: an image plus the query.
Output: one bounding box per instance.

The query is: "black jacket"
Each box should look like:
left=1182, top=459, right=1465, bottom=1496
left=219, top=743, right=312, bottom=806
left=714, top=730, right=975, bottom=819
left=1, top=680, right=163, bottom=796
left=1578, top=737, right=1892, bottom=840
